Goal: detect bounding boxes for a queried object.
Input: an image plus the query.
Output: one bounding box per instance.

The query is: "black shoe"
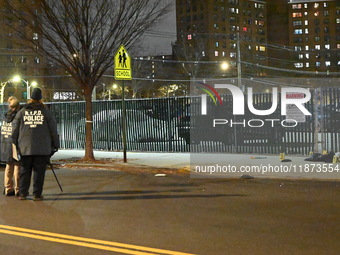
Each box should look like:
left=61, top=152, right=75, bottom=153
left=18, top=196, right=26, bottom=201
left=33, top=196, right=44, bottom=201
left=6, top=191, right=15, bottom=196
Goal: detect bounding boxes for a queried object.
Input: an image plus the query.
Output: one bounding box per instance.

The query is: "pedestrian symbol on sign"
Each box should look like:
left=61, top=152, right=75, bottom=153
left=114, top=45, right=132, bottom=80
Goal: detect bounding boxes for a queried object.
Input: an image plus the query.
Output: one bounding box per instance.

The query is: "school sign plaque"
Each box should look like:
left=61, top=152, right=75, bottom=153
left=114, top=45, right=132, bottom=80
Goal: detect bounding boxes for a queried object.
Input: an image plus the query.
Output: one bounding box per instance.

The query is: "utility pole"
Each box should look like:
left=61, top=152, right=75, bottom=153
left=237, top=33, right=242, bottom=91
left=314, top=89, right=320, bottom=153
left=233, top=32, right=243, bottom=153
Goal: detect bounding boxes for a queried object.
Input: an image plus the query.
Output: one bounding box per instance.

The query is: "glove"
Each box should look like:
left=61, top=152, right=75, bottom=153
left=50, top=147, right=58, bottom=157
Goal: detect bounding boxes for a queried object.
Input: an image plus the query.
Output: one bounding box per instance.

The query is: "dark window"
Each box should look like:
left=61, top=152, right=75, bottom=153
left=294, top=37, right=303, bottom=43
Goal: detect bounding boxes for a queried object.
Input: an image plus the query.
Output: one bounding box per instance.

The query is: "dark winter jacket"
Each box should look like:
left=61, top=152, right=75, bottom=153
left=12, top=102, right=59, bottom=156
left=0, top=110, right=19, bottom=162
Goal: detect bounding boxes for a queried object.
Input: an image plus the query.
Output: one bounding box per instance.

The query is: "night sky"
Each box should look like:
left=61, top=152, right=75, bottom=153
left=139, top=0, right=176, bottom=56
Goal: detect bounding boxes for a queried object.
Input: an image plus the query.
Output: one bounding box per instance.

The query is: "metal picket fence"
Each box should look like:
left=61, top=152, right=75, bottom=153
left=1, top=88, right=339, bottom=155
left=46, top=97, right=191, bottom=152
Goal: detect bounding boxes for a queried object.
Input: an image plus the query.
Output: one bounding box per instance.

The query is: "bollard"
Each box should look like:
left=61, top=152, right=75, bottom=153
left=280, top=153, right=285, bottom=161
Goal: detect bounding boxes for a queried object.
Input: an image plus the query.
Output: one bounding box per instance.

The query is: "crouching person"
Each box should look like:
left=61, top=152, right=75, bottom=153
left=12, top=88, right=59, bottom=201
left=1, top=96, right=21, bottom=196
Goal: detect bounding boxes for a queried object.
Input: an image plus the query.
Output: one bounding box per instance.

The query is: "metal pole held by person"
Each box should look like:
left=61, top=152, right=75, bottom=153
left=49, top=161, right=63, bottom=192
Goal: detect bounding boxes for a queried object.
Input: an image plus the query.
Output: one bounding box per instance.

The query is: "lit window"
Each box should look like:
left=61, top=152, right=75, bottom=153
left=294, top=29, right=303, bottom=34
left=314, top=3, right=319, bottom=8
left=230, top=52, right=236, bottom=58
left=305, top=28, right=308, bottom=34
left=325, top=44, right=330, bottom=50
left=294, top=63, right=303, bottom=68
left=304, top=4, right=308, bottom=8
left=305, top=54, right=309, bottom=59
left=306, top=62, right=310, bottom=67
left=293, top=21, right=302, bottom=26
left=325, top=61, right=331, bottom=67
left=222, top=52, right=226, bottom=57
left=314, top=11, right=319, bottom=17
left=305, top=20, right=308, bottom=25
left=304, top=12, right=308, bottom=16
left=202, top=51, right=205, bottom=57
left=33, top=33, right=38, bottom=40
left=336, top=18, right=340, bottom=24
left=292, top=12, right=302, bottom=18
left=299, top=54, right=304, bottom=59
left=323, top=3, right=328, bottom=8
left=215, top=51, right=219, bottom=57
left=215, top=42, right=219, bottom=47
left=305, top=46, right=309, bottom=50
left=259, top=46, right=266, bottom=52
left=295, top=46, right=302, bottom=51
left=187, top=34, right=192, bottom=40
left=316, top=62, right=321, bottom=67
left=292, top=4, right=302, bottom=9
left=338, top=61, right=340, bottom=66
left=337, top=44, right=340, bottom=49
left=315, top=45, right=320, bottom=50
left=34, top=57, right=40, bottom=64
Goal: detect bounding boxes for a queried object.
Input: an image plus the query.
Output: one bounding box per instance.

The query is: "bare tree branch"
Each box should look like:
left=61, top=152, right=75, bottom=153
left=2, top=0, right=171, bottom=160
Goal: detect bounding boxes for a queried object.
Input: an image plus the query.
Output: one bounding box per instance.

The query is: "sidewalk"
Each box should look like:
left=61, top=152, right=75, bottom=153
left=51, top=149, right=190, bottom=169
left=51, top=149, right=340, bottom=180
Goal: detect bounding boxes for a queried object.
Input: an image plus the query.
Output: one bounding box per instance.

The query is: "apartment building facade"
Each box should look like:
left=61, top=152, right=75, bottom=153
left=175, top=0, right=269, bottom=79
left=0, top=0, right=47, bottom=102
left=288, top=0, right=340, bottom=76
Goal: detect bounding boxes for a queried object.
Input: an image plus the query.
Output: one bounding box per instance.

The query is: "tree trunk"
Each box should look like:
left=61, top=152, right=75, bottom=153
left=83, top=88, right=95, bottom=161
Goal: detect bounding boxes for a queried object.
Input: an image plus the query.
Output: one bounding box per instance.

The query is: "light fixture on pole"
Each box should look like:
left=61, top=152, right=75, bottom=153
left=109, top=83, right=118, bottom=100
left=221, top=62, right=229, bottom=71
left=12, top=75, right=38, bottom=100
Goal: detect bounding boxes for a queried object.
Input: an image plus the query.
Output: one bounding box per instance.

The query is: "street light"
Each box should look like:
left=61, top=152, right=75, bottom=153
left=108, top=84, right=118, bottom=100
left=12, top=75, right=38, bottom=100
left=221, top=62, right=229, bottom=70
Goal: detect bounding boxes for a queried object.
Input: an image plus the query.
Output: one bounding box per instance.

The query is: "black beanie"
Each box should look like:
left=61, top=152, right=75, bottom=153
left=31, top=88, right=42, bottom=100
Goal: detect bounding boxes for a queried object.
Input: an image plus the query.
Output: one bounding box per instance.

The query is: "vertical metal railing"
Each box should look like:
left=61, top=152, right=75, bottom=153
left=0, top=89, right=339, bottom=155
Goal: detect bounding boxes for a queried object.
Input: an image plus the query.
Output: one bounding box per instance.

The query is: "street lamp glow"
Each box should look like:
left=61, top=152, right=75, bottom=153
left=113, top=84, right=118, bottom=89
left=221, top=62, right=229, bottom=70
left=31, top=81, right=38, bottom=87
left=12, top=75, right=21, bottom=82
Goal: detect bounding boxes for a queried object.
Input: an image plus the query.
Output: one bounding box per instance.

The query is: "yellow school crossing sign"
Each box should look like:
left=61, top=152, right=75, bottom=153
left=114, top=45, right=132, bottom=80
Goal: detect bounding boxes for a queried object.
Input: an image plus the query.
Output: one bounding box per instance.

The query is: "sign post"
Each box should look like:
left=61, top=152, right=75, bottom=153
left=114, top=45, right=132, bottom=163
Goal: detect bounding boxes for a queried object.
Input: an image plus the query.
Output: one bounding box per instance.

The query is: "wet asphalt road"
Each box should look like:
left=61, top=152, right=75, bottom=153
left=0, top=168, right=339, bottom=255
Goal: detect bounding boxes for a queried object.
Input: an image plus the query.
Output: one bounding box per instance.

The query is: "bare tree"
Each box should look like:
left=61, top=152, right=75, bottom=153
left=173, top=34, right=209, bottom=87
left=4, top=0, right=170, bottom=160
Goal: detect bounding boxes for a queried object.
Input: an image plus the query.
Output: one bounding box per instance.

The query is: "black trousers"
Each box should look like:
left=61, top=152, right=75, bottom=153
left=20, top=155, right=50, bottom=197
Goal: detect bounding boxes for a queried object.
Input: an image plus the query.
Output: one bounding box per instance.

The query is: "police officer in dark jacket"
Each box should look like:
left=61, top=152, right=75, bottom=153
left=12, top=88, right=59, bottom=201
left=1, top=96, right=21, bottom=196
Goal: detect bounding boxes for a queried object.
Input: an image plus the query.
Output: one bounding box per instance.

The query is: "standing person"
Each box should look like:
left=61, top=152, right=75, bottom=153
left=12, top=88, right=59, bottom=201
left=1, top=96, right=21, bottom=196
